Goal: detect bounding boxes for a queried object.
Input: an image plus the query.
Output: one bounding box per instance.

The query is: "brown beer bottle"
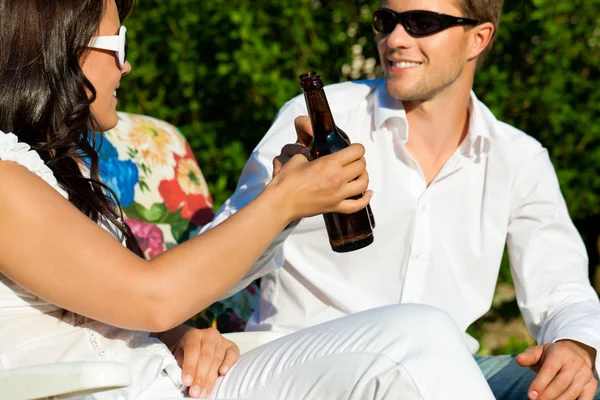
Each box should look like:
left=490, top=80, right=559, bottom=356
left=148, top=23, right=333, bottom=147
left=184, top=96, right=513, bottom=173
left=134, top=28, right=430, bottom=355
left=300, top=71, right=374, bottom=253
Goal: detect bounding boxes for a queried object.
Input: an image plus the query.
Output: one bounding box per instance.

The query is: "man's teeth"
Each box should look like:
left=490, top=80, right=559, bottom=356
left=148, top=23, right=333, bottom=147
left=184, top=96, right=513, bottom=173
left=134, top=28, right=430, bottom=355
left=113, top=90, right=117, bottom=96
left=394, top=62, right=421, bottom=69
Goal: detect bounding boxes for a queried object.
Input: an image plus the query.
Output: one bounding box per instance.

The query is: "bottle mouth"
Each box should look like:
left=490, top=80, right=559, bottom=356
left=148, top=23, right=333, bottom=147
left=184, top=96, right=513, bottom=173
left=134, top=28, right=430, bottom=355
left=299, top=71, right=324, bottom=89
left=299, top=71, right=320, bottom=81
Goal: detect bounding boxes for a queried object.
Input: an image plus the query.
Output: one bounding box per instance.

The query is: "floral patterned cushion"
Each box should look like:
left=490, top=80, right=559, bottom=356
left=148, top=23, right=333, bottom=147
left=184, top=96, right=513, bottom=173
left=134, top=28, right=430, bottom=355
left=101, top=112, right=258, bottom=332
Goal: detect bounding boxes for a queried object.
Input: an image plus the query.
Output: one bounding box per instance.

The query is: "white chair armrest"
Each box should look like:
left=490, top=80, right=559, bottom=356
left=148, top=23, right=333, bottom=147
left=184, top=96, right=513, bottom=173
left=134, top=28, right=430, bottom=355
left=222, top=331, right=287, bottom=355
left=0, top=361, right=131, bottom=400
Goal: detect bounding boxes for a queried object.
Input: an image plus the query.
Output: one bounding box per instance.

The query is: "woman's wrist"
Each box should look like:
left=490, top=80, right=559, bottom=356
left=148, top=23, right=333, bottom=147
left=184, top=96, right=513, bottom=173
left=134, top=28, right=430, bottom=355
left=259, top=182, right=297, bottom=226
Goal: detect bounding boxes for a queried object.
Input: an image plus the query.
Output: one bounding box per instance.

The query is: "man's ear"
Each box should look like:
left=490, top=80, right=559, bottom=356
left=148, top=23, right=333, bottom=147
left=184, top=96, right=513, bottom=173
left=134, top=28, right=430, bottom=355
left=467, top=22, right=495, bottom=60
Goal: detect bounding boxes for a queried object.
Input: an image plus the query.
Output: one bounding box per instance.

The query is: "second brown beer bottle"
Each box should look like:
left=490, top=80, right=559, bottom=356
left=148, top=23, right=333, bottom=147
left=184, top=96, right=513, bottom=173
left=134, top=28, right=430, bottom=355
left=300, top=71, right=374, bottom=253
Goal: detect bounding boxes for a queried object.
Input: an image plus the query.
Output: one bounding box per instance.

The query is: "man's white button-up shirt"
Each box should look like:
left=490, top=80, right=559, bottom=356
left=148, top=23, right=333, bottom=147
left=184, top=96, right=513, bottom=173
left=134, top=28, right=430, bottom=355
left=204, top=78, right=600, bottom=370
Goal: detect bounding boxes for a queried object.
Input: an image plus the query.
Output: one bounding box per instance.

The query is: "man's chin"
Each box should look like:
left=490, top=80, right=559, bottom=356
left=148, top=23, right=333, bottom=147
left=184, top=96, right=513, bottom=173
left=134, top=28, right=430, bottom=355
left=385, top=80, right=437, bottom=103
left=386, top=85, right=420, bottom=102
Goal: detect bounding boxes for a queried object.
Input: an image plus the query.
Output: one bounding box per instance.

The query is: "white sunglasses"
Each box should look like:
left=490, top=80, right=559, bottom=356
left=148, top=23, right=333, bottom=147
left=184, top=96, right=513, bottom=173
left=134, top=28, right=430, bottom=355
left=88, top=26, right=128, bottom=69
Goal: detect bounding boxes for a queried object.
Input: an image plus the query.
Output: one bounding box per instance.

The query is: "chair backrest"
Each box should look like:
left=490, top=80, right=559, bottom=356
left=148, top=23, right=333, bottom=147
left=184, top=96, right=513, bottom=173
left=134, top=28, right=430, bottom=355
left=102, top=112, right=258, bottom=332
left=101, top=112, right=214, bottom=256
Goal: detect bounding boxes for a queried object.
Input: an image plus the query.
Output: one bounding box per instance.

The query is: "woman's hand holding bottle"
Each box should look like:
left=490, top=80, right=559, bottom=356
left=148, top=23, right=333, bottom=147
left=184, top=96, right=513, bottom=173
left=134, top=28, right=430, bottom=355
left=266, top=116, right=372, bottom=222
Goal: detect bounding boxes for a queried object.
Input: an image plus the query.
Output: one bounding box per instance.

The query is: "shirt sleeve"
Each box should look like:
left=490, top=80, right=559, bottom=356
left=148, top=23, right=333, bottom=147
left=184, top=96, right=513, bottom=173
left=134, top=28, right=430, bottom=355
left=507, top=148, right=600, bottom=372
left=200, top=96, right=307, bottom=298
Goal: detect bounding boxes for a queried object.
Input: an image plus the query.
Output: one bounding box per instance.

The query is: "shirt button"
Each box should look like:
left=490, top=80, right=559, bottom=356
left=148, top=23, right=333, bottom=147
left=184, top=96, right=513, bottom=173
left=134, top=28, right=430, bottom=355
left=415, top=251, right=423, bottom=259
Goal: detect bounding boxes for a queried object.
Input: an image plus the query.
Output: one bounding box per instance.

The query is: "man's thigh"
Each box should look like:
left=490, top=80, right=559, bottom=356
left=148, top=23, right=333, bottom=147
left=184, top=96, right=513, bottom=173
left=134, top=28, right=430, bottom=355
left=475, top=354, right=600, bottom=400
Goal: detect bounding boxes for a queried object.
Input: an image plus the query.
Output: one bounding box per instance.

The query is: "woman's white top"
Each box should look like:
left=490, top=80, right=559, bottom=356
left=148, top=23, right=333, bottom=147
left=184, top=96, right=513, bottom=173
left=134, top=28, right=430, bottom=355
left=0, top=131, right=183, bottom=399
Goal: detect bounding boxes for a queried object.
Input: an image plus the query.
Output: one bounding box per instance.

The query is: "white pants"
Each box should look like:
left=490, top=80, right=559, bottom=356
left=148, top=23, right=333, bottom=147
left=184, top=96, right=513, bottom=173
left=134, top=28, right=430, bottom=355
left=190, top=304, right=492, bottom=399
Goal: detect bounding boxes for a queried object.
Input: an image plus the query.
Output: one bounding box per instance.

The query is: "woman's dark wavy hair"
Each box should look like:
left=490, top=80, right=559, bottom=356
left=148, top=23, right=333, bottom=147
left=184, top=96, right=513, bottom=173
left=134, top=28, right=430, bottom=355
left=0, top=0, right=144, bottom=257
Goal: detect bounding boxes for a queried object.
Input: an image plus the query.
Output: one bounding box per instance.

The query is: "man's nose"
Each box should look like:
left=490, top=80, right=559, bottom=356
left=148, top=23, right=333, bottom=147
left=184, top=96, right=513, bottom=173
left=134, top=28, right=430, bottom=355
left=385, top=23, right=415, bottom=49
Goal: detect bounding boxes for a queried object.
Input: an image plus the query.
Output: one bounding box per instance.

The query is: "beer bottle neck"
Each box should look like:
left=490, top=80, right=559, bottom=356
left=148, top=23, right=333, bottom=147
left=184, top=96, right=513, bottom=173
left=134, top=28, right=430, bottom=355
left=303, top=88, right=336, bottom=141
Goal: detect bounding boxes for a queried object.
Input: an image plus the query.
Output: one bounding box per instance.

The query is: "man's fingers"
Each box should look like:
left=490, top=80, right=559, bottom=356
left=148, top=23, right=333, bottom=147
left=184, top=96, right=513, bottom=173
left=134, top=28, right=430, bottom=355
left=294, top=116, right=313, bottom=146
left=577, top=378, right=598, bottom=400
left=281, top=143, right=311, bottom=158
left=273, top=156, right=285, bottom=177
left=530, top=359, right=563, bottom=399
left=553, top=368, right=594, bottom=400
left=539, top=365, right=577, bottom=400
left=273, top=144, right=311, bottom=177
left=517, top=345, right=544, bottom=368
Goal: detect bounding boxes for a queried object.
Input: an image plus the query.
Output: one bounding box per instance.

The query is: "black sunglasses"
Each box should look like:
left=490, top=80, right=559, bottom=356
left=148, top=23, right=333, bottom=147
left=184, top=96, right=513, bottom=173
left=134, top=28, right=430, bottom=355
left=373, top=8, right=481, bottom=37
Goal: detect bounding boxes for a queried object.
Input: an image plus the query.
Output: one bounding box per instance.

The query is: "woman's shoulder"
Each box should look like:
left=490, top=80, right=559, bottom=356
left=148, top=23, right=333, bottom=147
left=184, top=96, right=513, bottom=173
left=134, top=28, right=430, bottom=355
left=0, top=130, right=67, bottom=198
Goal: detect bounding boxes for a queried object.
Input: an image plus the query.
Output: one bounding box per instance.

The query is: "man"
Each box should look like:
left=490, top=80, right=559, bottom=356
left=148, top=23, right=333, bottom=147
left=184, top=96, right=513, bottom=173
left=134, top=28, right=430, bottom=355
left=206, top=0, right=600, bottom=398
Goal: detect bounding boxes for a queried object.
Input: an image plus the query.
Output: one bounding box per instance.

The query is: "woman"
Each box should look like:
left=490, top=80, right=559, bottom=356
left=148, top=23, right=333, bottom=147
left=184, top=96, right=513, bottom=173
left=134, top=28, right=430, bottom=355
left=0, top=0, right=496, bottom=399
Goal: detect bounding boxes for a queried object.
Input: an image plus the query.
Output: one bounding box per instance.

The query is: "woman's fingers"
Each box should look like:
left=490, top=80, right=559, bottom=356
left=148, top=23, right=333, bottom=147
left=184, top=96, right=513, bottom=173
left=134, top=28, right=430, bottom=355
left=324, top=143, right=365, bottom=166
left=340, top=171, right=370, bottom=198
left=198, top=343, right=226, bottom=397
left=200, top=341, right=240, bottom=397
left=274, top=141, right=364, bottom=179
left=308, top=144, right=365, bottom=175
left=334, top=190, right=374, bottom=214
left=270, top=141, right=372, bottom=219
left=219, top=343, right=240, bottom=375
left=339, top=158, right=367, bottom=184
left=189, top=329, right=220, bottom=398
left=174, top=345, right=184, bottom=369
left=180, top=337, right=201, bottom=389
left=182, top=330, right=240, bottom=398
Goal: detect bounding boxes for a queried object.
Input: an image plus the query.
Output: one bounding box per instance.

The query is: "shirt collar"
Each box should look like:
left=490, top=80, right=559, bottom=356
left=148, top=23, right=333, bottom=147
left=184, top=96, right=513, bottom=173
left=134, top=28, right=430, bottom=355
left=372, top=82, right=491, bottom=158
left=373, top=80, right=407, bottom=132
left=462, top=92, right=491, bottom=160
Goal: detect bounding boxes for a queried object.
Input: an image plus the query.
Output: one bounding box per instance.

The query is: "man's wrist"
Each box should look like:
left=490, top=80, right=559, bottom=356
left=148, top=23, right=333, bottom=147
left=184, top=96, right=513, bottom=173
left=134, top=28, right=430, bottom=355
left=557, top=339, right=597, bottom=367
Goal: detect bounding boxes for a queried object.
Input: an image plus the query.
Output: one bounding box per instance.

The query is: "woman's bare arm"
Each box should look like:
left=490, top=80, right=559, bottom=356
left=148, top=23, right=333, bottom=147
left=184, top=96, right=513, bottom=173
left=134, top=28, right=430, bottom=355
left=0, top=145, right=370, bottom=332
